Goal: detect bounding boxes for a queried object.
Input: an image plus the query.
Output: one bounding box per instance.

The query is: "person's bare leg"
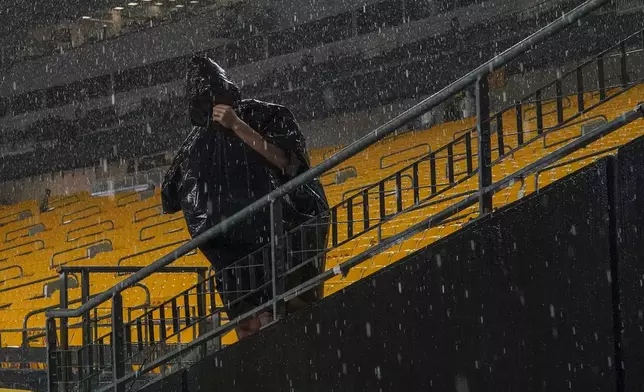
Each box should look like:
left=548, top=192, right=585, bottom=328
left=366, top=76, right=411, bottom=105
left=235, top=317, right=261, bottom=340
left=235, top=312, right=273, bottom=339
left=257, top=312, right=273, bottom=328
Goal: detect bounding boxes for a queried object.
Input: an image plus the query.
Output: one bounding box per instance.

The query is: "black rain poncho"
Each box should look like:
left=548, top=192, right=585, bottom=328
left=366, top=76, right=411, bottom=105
left=161, top=56, right=329, bottom=317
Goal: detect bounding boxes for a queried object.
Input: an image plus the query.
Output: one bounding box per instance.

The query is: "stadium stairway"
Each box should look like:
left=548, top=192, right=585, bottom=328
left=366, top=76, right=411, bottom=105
left=1, top=18, right=644, bottom=391
left=87, top=86, right=644, bottom=392
left=0, top=115, right=476, bottom=349
left=2, top=79, right=638, bottom=348
left=74, top=24, right=642, bottom=391
left=2, top=31, right=644, bottom=348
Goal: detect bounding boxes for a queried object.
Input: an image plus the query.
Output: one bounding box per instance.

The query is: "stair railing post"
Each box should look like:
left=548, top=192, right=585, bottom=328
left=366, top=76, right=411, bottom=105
left=46, top=317, right=59, bottom=392
left=195, top=269, right=208, bottom=360
left=59, top=271, right=70, bottom=388
left=576, top=67, right=585, bottom=112
left=112, top=292, right=126, bottom=392
left=196, top=269, right=208, bottom=336
left=535, top=89, right=544, bottom=135
left=555, top=77, right=564, bottom=124
left=476, top=75, right=493, bottom=215
left=207, top=275, right=221, bottom=351
left=597, top=54, right=606, bottom=100
left=495, top=112, right=505, bottom=157
left=515, top=101, right=524, bottom=145
left=620, top=41, right=629, bottom=87
left=270, top=199, right=286, bottom=321
left=80, top=270, right=92, bottom=392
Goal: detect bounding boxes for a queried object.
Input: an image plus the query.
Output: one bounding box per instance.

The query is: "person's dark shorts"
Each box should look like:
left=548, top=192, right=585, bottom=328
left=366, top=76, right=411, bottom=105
left=200, top=240, right=269, bottom=321
left=199, top=231, right=326, bottom=321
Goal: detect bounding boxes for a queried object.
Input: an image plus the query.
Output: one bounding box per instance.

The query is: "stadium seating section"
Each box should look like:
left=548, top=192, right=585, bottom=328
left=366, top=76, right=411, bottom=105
left=0, top=84, right=642, bottom=351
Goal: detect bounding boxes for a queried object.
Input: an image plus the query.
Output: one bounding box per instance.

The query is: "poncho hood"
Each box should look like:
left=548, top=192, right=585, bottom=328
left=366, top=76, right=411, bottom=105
left=186, top=55, right=242, bottom=127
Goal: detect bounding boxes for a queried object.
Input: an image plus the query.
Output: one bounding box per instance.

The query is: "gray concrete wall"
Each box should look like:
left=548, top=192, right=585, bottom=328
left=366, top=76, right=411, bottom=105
left=0, top=0, right=548, bottom=135
left=0, top=0, right=544, bottom=96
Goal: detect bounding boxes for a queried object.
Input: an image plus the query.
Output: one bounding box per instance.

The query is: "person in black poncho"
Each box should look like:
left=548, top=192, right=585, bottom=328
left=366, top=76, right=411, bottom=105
left=162, top=56, right=329, bottom=339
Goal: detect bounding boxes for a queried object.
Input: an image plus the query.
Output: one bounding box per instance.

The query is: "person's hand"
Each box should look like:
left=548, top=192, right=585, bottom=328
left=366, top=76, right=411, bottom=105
left=212, top=104, right=242, bottom=130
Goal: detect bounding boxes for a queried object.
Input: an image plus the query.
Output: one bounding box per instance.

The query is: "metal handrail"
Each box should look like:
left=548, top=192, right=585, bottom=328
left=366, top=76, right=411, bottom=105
left=21, top=282, right=154, bottom=347
left=50, top=239, right=113, bottom=269
left=96, top=303, right=198, bottom=347
left=591, top=71, right=638, bottom=97
left=333, top=129, right=472, bottom=209
left=518, top=29, right=643, bottom=103
left=46, top=0, right=614, bottom=320
left=61, top=205, right=101, bottom=225
left=600, top=80, right=641, bottom=95
left=453, top=91, right=588, bottom=143
left=138, top=216, right=185, bottom=241
left=22, top=296, right=89, bottom=347
left=487, top=79, right=643, bottom=168
left=0, top=239, right=45, bottom=261
left=524, top=96, right=572, bottom=122
left=0, top=265, right=24, bottom=284
left=66, top=220, right=115, bottom=242
left=20, top=314, right=114, bottom=349
left=115, top=239, right=197, bottom=271
left=112, top=105, right=644, bottom=383
left=379, top=143, right=431, bottom=169
left=453, top=75, right=639, bottom=171
left=112, top=285, right=213, bottom=349
left=341, top=174, right=413, bottom=203
left=4, top=223, right=46, bottom=242
left=442, top=115, right=603, bottom=176
left=450, top=96, right=551, bottom=142
left=84, top=266, right=208, bottom=345
left=131, top=283, right=151, bottom=310
left=134, top=204, right=162, bottom=223
left=448, top=28, right=644, bottom=144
